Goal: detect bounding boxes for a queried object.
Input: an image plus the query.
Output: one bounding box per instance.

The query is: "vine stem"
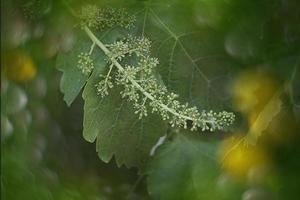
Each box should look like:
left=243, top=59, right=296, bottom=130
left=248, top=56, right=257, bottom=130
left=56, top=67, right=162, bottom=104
left=89, top=42, right=96, bottom=55
left=84, top=26, right=214, bottom=124
left=104, top=63, right=114, bottom=83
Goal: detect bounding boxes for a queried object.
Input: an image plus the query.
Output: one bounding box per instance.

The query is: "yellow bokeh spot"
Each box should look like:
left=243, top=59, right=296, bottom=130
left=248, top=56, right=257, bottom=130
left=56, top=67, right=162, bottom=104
left=231, top=69, right=299, bottom=145
left=231, top=69, right=279, bottom=116
left=219, top=137, right=270, bottom=181
left=3, top=50, right=37, bottom=83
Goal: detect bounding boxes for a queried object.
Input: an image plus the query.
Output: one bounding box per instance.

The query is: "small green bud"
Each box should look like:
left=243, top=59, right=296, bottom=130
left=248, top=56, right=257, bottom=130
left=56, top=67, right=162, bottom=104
left=77, top=52, right=94, bottom=75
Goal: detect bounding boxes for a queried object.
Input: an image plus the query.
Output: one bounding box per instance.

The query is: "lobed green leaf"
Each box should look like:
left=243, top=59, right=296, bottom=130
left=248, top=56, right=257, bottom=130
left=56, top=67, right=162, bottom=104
left=83, top=63, right=167, bottom=168
left=56, top=32, right=91, bottom=106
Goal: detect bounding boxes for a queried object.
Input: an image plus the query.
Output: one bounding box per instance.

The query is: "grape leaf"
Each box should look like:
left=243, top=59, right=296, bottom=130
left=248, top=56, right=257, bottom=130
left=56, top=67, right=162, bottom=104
left=147, top=134, right=244, bottom=200
left=58, top=0, right=238, bottom=169
left=82, top=63, right=167, bottom=168
left=135, top=4, right=237, bottom=113
left=56, top=24, right=136, bottom=106
left=56, top=31, right=94, bottom=106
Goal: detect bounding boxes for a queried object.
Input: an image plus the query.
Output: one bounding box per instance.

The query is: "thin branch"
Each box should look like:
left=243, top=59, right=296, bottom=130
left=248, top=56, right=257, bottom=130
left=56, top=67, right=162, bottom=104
left=89, top=42, right=96, bottom=55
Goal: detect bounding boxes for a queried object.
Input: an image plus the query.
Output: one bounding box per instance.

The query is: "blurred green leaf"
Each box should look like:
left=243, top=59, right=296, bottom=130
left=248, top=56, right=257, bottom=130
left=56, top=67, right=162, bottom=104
left=1, top=83, right=28, bottom=115
left=147, top=134, right=244, bottom=200
left=290, top=57, right=300, bottom=121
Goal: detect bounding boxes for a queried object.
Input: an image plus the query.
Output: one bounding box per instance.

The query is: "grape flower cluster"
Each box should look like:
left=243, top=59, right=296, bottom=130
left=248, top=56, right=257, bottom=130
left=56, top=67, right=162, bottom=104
left=77, top=5, right=235, bottom=132
left=79, top=5, right=135, bottom=30
left=77, top=53, right=94, bottom=75
left=95, top=37, right=235, bottom=131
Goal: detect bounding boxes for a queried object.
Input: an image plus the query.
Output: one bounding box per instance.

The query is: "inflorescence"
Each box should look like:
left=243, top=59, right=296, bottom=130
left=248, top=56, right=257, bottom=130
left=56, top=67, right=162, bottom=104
left=77, top=5, right=235, bottom=132
left=78, top=52, right=94, bottom=75
left=95, top=37, right=235, bottom=131
left=79, top=5, right=135, bottom=30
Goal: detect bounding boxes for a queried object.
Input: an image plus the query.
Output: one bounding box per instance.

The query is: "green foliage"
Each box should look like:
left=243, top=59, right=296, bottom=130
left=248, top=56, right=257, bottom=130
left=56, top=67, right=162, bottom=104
left=77, top=52, right=94, bottom=76
left=3, top=0, right=300, bottom=199
left=94, top=35, right=235, bottom=131
left=56, top=3, right=236, bottom=168
left=56, top=31, right=108, bottom=106
left=82, top=60, right=166, bottom=168
left=79, top=5, right=135, bottom=30
left=290, top=59, right=300, bottom=122
left=56, top=33, right=91, bottom=106
left=2, top=147, right=52, bottom=200
left=147, top=134, right=244, bottom=200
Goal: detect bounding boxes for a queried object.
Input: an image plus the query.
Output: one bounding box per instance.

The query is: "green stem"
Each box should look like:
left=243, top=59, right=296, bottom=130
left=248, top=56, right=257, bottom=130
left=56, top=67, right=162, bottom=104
left=104, top=63, right=114, bottom=84
left=89, top=42, right=96, bottom=55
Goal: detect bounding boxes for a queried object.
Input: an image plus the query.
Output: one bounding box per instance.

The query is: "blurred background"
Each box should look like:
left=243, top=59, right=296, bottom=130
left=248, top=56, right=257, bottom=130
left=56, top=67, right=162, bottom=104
left=1, top=0, right=300, bottom=200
